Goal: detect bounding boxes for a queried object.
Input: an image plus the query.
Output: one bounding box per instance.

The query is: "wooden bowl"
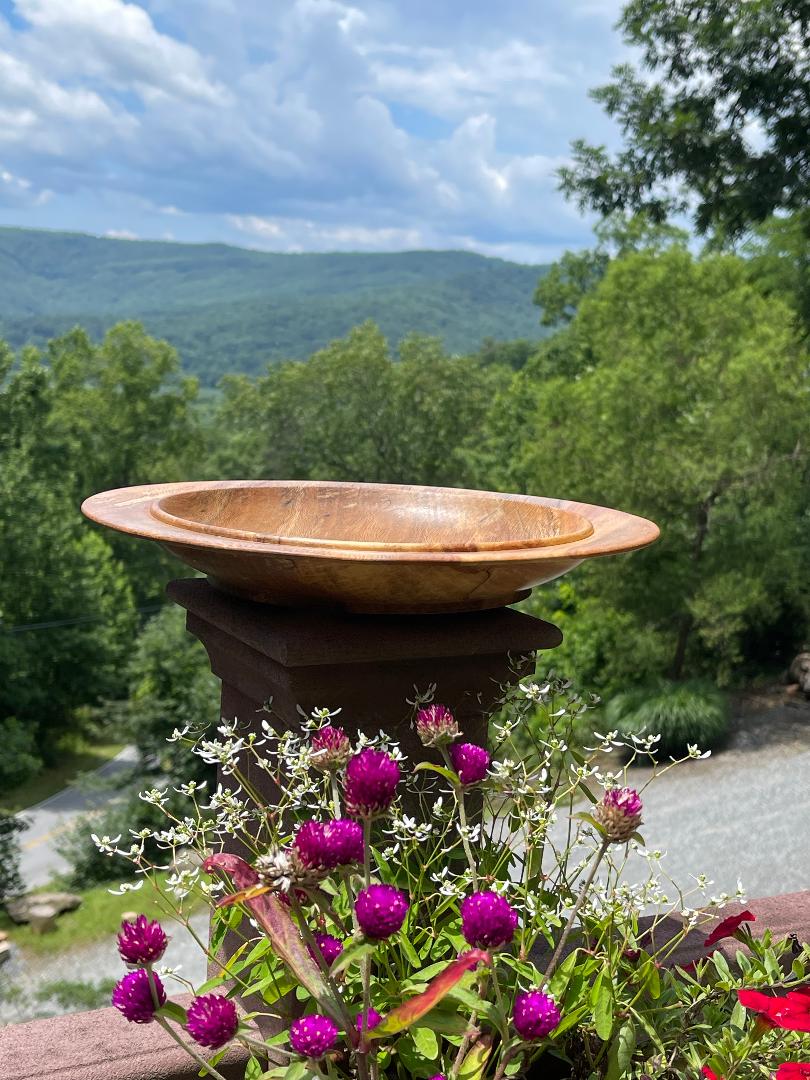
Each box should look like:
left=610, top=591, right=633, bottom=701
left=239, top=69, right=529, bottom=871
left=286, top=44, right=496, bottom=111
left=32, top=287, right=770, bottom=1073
left=82, top=481, right=659, bottom=614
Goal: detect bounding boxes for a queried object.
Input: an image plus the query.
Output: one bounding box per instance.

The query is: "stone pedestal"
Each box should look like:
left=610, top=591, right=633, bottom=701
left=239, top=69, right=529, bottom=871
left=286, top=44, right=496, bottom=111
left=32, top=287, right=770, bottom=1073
left=168, top=579, right=562, bottom=787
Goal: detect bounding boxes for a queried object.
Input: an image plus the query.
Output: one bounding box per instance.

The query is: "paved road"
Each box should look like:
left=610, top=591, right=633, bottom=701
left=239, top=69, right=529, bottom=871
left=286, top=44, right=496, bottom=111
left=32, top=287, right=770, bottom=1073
left=16, top=746, right=139, bottom=888
left=555, top=693, right=810, bottom=906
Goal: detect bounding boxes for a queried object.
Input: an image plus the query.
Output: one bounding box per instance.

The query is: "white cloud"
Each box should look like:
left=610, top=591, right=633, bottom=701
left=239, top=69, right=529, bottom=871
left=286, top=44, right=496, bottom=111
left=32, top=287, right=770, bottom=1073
left=105, top=227, right=139, bottom=239
left=16, top=0, right=228, bottom=104
left=0, top=164, right=52, bottom=206
left=0, top=0, right=631, bottom=259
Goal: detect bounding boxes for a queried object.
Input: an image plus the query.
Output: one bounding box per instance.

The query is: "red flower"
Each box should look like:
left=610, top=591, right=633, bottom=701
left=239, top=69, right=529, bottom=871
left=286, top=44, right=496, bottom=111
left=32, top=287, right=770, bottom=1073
left=738, top=988, right=810, bottom=1032
left=776, top=1065, right=810, bottom=1079
left=702, top=1067, right=723, bottom=1080
left=703, top=910, right=755, bottom=948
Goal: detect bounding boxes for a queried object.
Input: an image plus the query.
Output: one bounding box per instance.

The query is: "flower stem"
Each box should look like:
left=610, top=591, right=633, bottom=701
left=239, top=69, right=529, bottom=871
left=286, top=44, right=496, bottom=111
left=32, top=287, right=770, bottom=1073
left=155, top=1016, right=229, bottom=1080
left=544, top=839, right=609, bottom=981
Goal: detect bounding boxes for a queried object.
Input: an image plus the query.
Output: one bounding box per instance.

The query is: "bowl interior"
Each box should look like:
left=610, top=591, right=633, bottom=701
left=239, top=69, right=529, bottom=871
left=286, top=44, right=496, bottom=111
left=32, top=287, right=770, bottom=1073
left=151, top=484, right=594, bottom=553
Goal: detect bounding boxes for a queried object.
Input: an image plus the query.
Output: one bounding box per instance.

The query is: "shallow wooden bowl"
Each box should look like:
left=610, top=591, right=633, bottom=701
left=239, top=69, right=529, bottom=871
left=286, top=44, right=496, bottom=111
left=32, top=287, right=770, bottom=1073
left=82, top=481, right=659, bottom=614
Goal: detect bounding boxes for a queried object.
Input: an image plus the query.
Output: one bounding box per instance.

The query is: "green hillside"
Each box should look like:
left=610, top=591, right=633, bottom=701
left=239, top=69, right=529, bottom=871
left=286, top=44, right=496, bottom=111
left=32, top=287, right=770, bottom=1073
left=0, top=227, right=549, bottom=383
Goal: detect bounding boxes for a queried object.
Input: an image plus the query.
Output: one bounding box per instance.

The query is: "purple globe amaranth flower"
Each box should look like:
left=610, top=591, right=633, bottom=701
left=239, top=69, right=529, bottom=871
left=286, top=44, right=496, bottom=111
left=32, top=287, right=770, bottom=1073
left=185, top=994, right=239, bottom=1050
left=293, top=818, right=364, bottom=871
left=461, top=890, right=518, bottom=949
left=595, top=786, right=643, bottom=843
left=116, top=915, right=168, bottom=966
left=355, top=1008, right=383, bottom=1032
left=513, top=989, right=561, bottom=1040
left=355, top=884, right=409, bottom=940
left=309, top=932, right=344, bottom=967
left=449, top=743, right=491, bottom=785
left=416, top=704, right=459, bottom=748
left=312, top=726, right=352, bottom=771
left=344, top=748, right=400, bottom=818
left=290, top=1014, right=339, bottom=1058
left=111, top=968, right=166, bottom=1024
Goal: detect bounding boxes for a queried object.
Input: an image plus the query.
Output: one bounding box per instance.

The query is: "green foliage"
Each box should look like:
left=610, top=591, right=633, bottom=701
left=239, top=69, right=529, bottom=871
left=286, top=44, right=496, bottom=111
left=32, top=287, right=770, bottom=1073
left=560, top=0, right=810, bottom=239
left=605, top=679, right=730, bottom=757
left=0, top=229, right=547, bottom=385
left=213, top=322, right=506, bottom=487
left=0, top=810, right=26, bottom=903
left=0, top=717, right=41, bottom=790
left=525, top=583, right=668, bottom=699
left=499, top=247, right=810, bottom=687
left=107, top=605, right=219, bottom=782
left=0, top=321, right=203, bottom=759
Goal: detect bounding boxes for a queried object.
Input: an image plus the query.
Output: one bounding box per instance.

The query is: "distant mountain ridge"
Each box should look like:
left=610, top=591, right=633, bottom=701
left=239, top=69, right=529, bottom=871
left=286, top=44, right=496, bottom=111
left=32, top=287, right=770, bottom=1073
left=0, top=226, right=549, bottom=384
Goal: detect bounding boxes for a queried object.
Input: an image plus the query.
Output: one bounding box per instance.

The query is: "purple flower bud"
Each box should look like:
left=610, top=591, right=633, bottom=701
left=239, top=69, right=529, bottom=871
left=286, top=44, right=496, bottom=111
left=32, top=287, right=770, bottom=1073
left=289, top=1014, right=339, bottom=1058
left=355, top=884, right=409, bottom=940
left=513, top=989, right=561, bottom=1040
left=344, top=749, right=400, bottom=818
left=428, top=1075, right=447, bottom=1080
left=293, top=818, right=364, bottom=871
left=111, top=968, right=166, bottom=1024
left=595, top=786, right=643, bottom=843
left=416, top=704, right=459, bottom=748
left=117, top=915, right=168, bottom=966
left=461, top=890, right=518, bottom=949
left=355, top=1008, right=383, bottom=1032
left=449, top=743, right=490, bottom=785
left=185, top=994, right=239, bottom=1049
left=312, top=726, right=352, bottom=771
left=309, top=932, right=344, bottom=967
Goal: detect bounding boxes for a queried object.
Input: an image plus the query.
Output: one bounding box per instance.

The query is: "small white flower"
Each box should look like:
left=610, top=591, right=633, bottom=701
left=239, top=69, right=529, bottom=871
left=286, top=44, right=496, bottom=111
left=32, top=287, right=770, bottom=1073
left=108, top=881, right=144, bottom=895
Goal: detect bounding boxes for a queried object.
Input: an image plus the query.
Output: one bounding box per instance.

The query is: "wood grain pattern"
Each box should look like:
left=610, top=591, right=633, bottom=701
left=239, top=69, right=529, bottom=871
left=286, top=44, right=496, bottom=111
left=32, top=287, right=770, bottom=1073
left=82, top=480, right=660, bottom=613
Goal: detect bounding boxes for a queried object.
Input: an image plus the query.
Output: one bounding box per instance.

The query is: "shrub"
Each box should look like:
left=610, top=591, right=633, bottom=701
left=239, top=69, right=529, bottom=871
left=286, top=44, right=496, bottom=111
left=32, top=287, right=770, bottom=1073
left=605, top=678, right=729, bottom=757
left=0, top=809, right=27, bottom=902
left=0, top=716, right=42, bottom=790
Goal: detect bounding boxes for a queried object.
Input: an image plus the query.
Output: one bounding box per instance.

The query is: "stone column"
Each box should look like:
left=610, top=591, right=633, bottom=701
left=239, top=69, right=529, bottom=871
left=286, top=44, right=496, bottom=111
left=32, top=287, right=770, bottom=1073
left=167, top=573, right=563, bottom=871
left=168, top=579, right=562, bottom=785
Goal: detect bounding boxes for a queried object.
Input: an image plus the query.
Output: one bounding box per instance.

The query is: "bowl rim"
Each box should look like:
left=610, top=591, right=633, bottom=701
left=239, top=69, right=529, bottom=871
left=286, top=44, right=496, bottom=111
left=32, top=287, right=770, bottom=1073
left=81, top=480, right=660, bottom=564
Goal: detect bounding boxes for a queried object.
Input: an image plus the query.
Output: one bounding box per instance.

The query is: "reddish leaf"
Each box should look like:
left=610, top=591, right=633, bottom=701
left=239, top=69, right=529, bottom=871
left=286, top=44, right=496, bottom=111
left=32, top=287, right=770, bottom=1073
left=369, top=949, right=491, bottom=1039
left=203, top=853, right=338, bottom=1016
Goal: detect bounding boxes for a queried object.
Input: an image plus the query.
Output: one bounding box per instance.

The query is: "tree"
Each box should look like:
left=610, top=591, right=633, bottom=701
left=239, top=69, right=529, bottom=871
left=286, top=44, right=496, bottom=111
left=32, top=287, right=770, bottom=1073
left=499, top=248, right=810, bottom=685
left=213, top=322, right=506, bottom=488
left=560, top=1, right=810, bottom=239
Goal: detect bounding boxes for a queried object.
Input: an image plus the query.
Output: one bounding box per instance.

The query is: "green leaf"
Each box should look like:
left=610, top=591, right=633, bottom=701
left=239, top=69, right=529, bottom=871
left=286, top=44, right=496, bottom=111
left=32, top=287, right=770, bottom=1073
left=330, top=940, right=376, bottom=976
left=156, top=1000, right=189, bottom=1024
left=413, top=761, right=459, bottom=785
left=605, top=1020, right=635, bottom=1080
left=590, top=972, right=614, bottom=1041
left=712, top=951, right=732, bottom=983
left=410, top=1008, right=470, bottom=1036
left=400, top=934, right=421, bottom=968
left=411, top=1026, right=440, bottom=1061
left=370, top=950, right=491, bottom=1039
left=245, top=1056, right=263, bottom=1080
left=457, top=1035, right=493, bottom=1079
left=573, top=811, right=606, bottom=836
left=282, top=1064, right=309, bottom=1080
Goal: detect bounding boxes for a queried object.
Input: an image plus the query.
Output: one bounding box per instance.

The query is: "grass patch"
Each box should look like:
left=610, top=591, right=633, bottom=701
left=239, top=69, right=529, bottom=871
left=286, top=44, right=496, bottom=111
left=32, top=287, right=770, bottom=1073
left=0, top=875, right=200, bottom=956
left=5, top=739, right=126, bottom=813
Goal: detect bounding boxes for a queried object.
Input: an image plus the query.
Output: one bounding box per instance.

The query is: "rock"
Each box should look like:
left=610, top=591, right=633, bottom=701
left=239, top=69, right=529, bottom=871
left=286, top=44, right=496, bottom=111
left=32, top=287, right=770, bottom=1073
left=789, top=653, right=810, bottom=697
left=0, top=929, right=8, bottom=942
left=0, top=940, right=10, bottom=965
left=27, top=904, right=58, bottom=935
left=5, top=891, right=82, bottom=925
left=121, top=911, right=139, bottom=923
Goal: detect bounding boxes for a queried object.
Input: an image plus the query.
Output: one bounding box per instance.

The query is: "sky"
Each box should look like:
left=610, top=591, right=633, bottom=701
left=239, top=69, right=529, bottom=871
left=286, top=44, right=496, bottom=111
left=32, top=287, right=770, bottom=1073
left=0, top=0, right=630, bottom=263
